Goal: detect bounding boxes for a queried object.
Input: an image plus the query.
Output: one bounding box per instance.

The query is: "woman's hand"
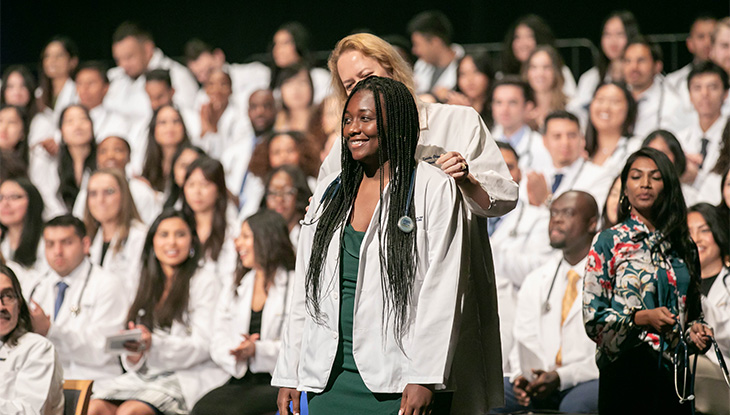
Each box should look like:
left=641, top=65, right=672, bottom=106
left=229, top=333, right=259, bottom=361
left=123, top=321, right=152, bottom=355
left=437, top=151, right=469, bottom=183
left=277, top=388, right=301, bottom=415
left=689, top=322, right=713, bottom=351
left=634, top=307, right=676, bottom=333
left=400, top=384, right=434, bottom=415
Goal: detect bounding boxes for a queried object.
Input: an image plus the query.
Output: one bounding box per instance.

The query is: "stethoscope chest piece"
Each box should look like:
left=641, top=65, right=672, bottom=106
left=70, top=305, right=81, bottom=316
left=398, top=216, right=415, bottom=233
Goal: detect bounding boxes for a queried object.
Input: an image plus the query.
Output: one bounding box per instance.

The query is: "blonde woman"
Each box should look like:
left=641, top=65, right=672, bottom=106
left=83, top=168, right=147, bottom=299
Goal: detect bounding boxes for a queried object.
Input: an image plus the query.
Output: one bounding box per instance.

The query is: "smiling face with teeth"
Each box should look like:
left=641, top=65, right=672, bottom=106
left=589, top=84, right=628, bottom=134
left=343, top=89, right=381, bottom=169
left=153, top=217, right=193, bottom=273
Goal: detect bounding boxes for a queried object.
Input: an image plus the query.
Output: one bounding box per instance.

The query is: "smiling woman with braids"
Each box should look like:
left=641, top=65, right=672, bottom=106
left=273, top=76, right=467, bottom=415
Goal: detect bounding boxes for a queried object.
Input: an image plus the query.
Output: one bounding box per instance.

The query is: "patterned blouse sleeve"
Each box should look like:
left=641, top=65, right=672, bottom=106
left=583, top=231, right=645, bottom=356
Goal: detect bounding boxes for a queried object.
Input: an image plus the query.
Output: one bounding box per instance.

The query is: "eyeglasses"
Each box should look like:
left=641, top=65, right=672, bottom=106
left=266, top=188, right=297, bottom=199
left=0, top=290, right=18, bottom=306
left=0, top=194, right=26, bottom=203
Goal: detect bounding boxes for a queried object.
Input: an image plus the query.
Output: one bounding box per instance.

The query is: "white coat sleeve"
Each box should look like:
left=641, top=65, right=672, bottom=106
left=271, top=183, right=325, bottom=387
left=405, top=175, right=466, bottom=385
left=45, top=276, right=128, bottom=368
left=145, top=273, right=220, bottom=371
left=510, top=270, right=545, bottom=381
left=554, top=350, right=599, bottom=391
left=451, top=107, right=518, bottom=218
left=209, top=287, right=247, bottom=378
left=0, top=339, right=61, bottom=415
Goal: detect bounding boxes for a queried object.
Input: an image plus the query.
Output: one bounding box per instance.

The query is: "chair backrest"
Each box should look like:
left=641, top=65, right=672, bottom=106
left=63, top=380, right=93, bottom=415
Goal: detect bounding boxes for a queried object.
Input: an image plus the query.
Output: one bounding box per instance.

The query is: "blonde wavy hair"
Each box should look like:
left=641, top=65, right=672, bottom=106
left=327, top=33, right=416, bottom=108
left=521, top=45, right=567, bottom=111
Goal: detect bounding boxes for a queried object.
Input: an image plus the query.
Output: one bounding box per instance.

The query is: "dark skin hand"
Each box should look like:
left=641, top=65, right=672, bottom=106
left=513, top=370, right=560, bottom=406
left=634, top=307, right=676, bottom=334
left=400, top=384, right=434, bottom=415
left=277, top=388, right=301, bottom=415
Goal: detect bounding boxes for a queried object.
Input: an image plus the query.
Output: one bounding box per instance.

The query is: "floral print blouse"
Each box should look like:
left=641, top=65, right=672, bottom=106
left=583, top=214, right=695, bottom=369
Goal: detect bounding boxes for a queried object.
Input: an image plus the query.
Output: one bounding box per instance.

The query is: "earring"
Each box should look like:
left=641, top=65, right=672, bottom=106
left=189, top=247, right=195, bottom=258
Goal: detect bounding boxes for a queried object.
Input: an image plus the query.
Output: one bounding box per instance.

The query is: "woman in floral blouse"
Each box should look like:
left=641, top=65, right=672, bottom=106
left=583, top=147, right=712, bottom=414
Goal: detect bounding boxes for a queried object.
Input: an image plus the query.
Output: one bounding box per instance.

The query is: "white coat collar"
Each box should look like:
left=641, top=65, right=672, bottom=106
left=706, top=267, right=730, bottom=308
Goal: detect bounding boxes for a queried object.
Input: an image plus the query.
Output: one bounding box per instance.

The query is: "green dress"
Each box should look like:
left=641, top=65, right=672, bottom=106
left=307, top=224, right=401, bottom=414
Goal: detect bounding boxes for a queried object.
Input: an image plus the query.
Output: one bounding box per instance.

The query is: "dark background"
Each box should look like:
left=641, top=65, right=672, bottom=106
left=2, top=0, right=729, bottom=75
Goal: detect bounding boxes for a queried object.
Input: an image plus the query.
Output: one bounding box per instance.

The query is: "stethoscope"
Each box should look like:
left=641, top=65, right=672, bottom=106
left=302, top=170, right=417, bottom=234
left=29, top=262, right=93, bottom=318
left=541, top=259, right=564, bottom=314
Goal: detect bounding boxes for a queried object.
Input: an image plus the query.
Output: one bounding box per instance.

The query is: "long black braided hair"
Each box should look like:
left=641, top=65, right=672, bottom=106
left=305, top=76, right=420, bottom=348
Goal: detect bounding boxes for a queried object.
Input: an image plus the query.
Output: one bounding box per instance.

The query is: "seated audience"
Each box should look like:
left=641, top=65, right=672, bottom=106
left=140, top=105, right=192, bottom=194
left=569, top=11, right=640, bottom=120
left=164, top=145, right=206, bottom=210
left=490, top=76, right=552, bottom=173
left=191, top=210, right=295, bottom=415
left=89, top=209, right=227, bottom=415
left=74, top=61, right=129, bottom=141
left=0, top=178, right=48, bottom=287
left=407, top=10, right=464, bottom=99
left=687, top=203, right=730, bottom=414
left=642, top=129, right=702, bottom=205
left=0, top=264, right=64, bottom=415
left=444, top=51, right=494, bottom=124
left=494, top=191, right=600, bottom=414
left=268, top=22, right=330, bottom=104
left=82, top=169, right=147, bottom=300
left=1, top=65, right=39, bottom=120
left=667, top=16, right=717, bottom=113
left=0, top=105, right=30, bottom=178
left=261, top=165, right=312, bottom=248
left=522, top=46, right=569, bottom=129
left=584, top=81, right=638, bottom=172
left=198, top=69, right=251, bottom=159
left=273, top=64, right=314, bottom=133
left=181, top=157, right=238, bottom=282
left=29, top=215, right=129, bottom=383
left=105, top=22, right=198, bottom=120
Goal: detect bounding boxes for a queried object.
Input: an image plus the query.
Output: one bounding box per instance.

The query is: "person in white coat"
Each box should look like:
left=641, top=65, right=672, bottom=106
left=321, top=33, right=518, bottom=412
left=0, top=264, right=64, bottom=415
left=89, top=209, right=226, bottom=415
left=0, top=178, right=49, bottom=288
left=105, top=22, right=198, bottom=121
left=261, top=165, right=312, bottom=249
left=275, top=76, right=467, bottom=415
left=75, top=62, right=129, bottom=143
left=493, top=191, right=600, bottom=414
left=28, top=36, right=79, bottom=153
left=192, top=210, right=295, bottom=415
left=490, top=77, right=552, bottom=173
left=82, top=169, right=147, bottom=300
left=407, top=10, right=464, bottom=99
left=623, top=38, right=689, bottom=138
left=688, top=203, right=730, bottom=414
left=28, top=215, right=129, bottom=383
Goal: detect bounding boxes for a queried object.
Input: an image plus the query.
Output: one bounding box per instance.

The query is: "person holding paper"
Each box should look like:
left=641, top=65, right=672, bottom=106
left=0, top=263, right=64, bottom=415
left=28, top=214, right=129, bottom=384
left=492, top=191, right=600, bottom=413
left=88, top=209, right=226, bottom=415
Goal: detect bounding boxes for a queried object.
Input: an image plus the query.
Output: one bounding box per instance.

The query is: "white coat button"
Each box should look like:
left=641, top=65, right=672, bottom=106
left=332, top=332, right=337, bottom=339
left=333, top=294, right=338, bottom=300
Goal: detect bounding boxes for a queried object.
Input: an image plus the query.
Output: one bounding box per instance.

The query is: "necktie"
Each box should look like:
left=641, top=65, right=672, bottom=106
left=555, top=269, right=581, bottom=366
left=54, top=281, right=69, bottom=321
left=551, top=173, right=564, bottom=194
left=699, top=137, right=710, bottom=168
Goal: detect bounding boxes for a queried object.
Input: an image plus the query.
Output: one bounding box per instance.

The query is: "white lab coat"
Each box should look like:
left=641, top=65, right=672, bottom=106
left=89, top=105, right=130, bottom=143
left=199, top=222, right=238, bottom=286
left=193, top=61, right=272, bottom=113
left=273, top=162, right=468, bottom=393
left=539, top=157, right=614, bottom=212
left=665, top=63, right=694, bottom=116
left=222, top=134, right=258, bottom=198
left=122, top=268, right=228, bottom=408
left=592, top=135, right=641, bottom=177
left=568, top=66, right=602, bottom=125
left=412, top=44, right=465, bottom=95
left=28, top=148, right=91, bottom=220
left=702, top=267, right=730, bottom=366
left=0, top=333, right=64, bottom=415
left=29, top=259, right=130, bottom=382
left=508, top=254, right=599, bottom=389
left=211, top=267, right=295, bottom=378
left=87, top=220, right=147, bottom=301
left=319, top=101, right=518, bottom=411
left=28, top=80, right=78, bottom=147
left=197, top=102, right=252, bottom=159
left=679, top=114, right=727, bottom=201
left=105, top=48, right=198, bottom=120
left=491, top=124, right=553, bottom=173
left=632, top=75, right=689, bottom=138
left=1, top=239, right=49, bottom=290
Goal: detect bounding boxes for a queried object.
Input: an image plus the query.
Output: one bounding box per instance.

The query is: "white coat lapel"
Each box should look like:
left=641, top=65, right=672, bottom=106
left=707, top=268, right=730, bottom=309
